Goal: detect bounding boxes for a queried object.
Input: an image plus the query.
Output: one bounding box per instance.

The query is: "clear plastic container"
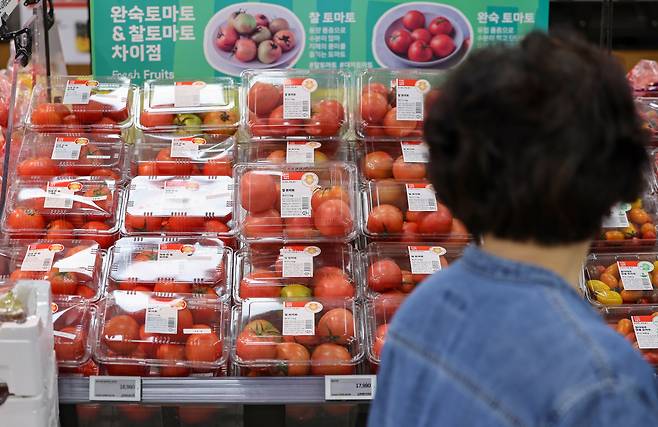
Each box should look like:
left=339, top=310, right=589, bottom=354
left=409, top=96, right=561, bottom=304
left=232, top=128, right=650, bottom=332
left=122, top=176, right=234, bottom=237
left=636, top=97, right=658, bottom=142
left=357, top=140, right=429, bottom=181
left=361, top=179, right=469, bottom=242
left=137, top=78, right=239, bottom=134
left=593, top=196, right=657, bottom=249
left=95, top=290, right=230, bottom=377
left=362, top=242, right=465, bottom=297
left=242, top=70, right=349, bottom=140
left=107, top=237, right=232, bottom=300
left=1, top=177, right=122, bottom=249
left=26, top=76, right=133, bottom=133
left=231, top=298, right=363, bottom=376
left=234, top=244, right=357, bottom=302
left=16, top=133, right=125, bottom=181
left=239, top=140, right=349, bottom=165
left=53, top=298, right=96, bottom=368
left=356, top=69, right=443, bottom=141
left=235, top=163, right=357, bottom=242
left=0, top=239, right=104, bottom=300
left=600, top=305, right=658, bottom=366
left=365, top=292, right=406, bottom=369
left=583, top=252, right=658, bottom=307
left=130, top=133, right=235, bottom=177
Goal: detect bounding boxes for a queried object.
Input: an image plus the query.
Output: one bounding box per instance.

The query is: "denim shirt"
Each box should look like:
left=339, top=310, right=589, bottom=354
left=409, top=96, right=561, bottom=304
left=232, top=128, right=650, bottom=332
left=368, top=245, right=658, bottom=427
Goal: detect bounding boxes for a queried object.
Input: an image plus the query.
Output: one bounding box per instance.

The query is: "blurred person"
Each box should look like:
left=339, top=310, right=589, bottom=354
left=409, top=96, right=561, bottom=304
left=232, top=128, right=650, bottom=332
left=369, top=31, right=658, bottom=427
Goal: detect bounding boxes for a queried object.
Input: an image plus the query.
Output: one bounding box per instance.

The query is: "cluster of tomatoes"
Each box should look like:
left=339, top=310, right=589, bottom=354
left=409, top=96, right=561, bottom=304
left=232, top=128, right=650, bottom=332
left=30, top=101, right=129, bottom=131
left=366, top=253, right=449, bottom=295
left=235, top=306, right=356, bottom=376
left=246, top=81, right=346, bottom=138
left=586, top=259, right=658, bottom=306
left=53, top=300, right=93, bottom=366
left=599, top=199, right=657, bottom=244
left=610, top=316, right=658, bottom=365
left=139, top=110, right=239, bottom=136
left=368, top=292, right=406, bottom=369
left=363, top=147, right=427, bottom=181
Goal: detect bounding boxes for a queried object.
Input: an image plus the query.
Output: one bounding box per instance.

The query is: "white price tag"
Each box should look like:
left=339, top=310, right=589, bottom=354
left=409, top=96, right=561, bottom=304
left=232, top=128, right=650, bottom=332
left=157, top=243, right=196, bottom=262
left=171, top=136, right=205, bottom=159
left=286, top=141, right=318, bottom=163
left=21, top=243, right=63, bottom=272
left=174, top=81, right=203, bottom=107
left=280, top=172, right=317, bottom=218
left=281, top=246, right=320, bottom=278
left=51, top=136, right=87, bottom=160
left=282, top=301, right=321, bottom=336
left=63, top=79, right=94, bottom=105
left=44, top=182, right=78, bottom=209
left=89, top=376, right=141, bottom=402
left=632, top=315, right=658, bottom=349
left=325, top=375, right=377, bottom=401
left=144, top=305, right=178, bottom=334
left=618, top=261, right=654, bottom=291
left=283, top=78, right=315, bottom=119
left=406, top=184, right=437, bottom=212
left=400, top=141, right=429, bottom=163
left=396, top=79, right=427, bottom=121
left=602, top=203, right=631, bottom=228
left=408, top=246, right=446, bottom=275
left=54, top=330, right=78, bottom=340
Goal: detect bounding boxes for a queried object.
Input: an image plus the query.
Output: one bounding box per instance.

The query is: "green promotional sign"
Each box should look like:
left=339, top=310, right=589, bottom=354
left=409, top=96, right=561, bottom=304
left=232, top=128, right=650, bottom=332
left=90, top=0, right=548, bottom=82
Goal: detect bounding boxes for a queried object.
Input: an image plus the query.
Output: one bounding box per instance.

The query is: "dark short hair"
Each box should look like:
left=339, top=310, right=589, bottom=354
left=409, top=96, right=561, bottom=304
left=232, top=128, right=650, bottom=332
left=424, top=31, right=650, bottom=245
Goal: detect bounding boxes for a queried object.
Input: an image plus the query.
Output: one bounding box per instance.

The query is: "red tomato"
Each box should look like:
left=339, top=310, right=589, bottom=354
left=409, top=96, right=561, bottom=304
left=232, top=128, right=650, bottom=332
left=364, top=151, right=394, bottom=179
left=360, top=92, right=389, bottom=124
left=17, top=157, right=59, bottom=176
left=155, top=148, right=194, bottom=175
left=137, top=161, right=158, bottom=176
left=284, top=217, right=316, bottom=238
left=9, top=270, right=39, bottom=281
left=105, top=106, right=129, bottom=122
left=315, top=99, right=345, bottom=123
left=103, top=315, right=140, bottom=355
left=240, top=270, right=281, bottom=299
left=383, top=108, right=419, bottom=137
left=105, top=351, right=150, bottom=377
left=178, top=406, right=219, bottom=425
left=392, top=155, right=426, bottom=180
left=62, top=114, right=81, bottom=127
left=90, top=168, right=121, bottom=180
left=72, top=100, right=104, bottom=124
left=82, top=184, right=113, bottom=212
left=311, top=186, right=350, bottom=211
left=31, top=103, right=63, bottom=126
left=386, top=29, right=413, bottom=55
left=203, top=111, right=238, bottom=135
left=430, top=34, right=456, bottom=58
left=124, top=214, right=162, bottom=232
left=156, top=344, right=190, bottom=377
left=313, top=274, right=354, bottom=298
left=372, top=324, right=388, bottom=359
left=248, top=82, right=282, bottom=116
left=46, top=219, right=74, bottom=232
left=204, top=219, right=229, bottom=233
left=76, top=285, right=96, bottom=299
left=116, top=405, right=158, bottom=422
left=402, top=10, right=426, bottom=30
left=236, top=319, right=281, bottom=360
left=203, top=158, right=232, bottom=176
left=407, top=40, right=433, bottom=62
left=368, top=259, right=403, bottom=292
left=268, top=105, right=305, bottom=136
left=243, top=209, right=284, bottom=238
left=272, top=342, right=310, bottom=376
left=307, top=109, right=340, bottom=137
left=373, top=180, right=405, bottom=209
left=80, top=221, right=114, bottom=248
left=374, top=291, right=404, bottom=321
left=313, top=199, right=353, bottom=237
left=140, top=111, right=175, bottom=128
left=429, top=16, right=454, bottom=35
left=400, top=221, right=420, bottom=243
left=418, top=204, right=453, bottom=234
left=411, top=28, right=432, bottom=43
left=362, top=83, right=390, bottom=97
left=6, top=208, right=46, bottom=230
left=164, top=216, right=205, bottom=233
left=54, top=325, right=86, bottom=361
left=310, top=343, right=353, bottom=375
left=239, top=171, right=278, bottom=213
left=368, top=204, right=404, bottom=234
left=48, top=269, right=79, bottom=295
left=317, top=308, right=355, bottom=345
left=185, top=325, right=222, bottom=363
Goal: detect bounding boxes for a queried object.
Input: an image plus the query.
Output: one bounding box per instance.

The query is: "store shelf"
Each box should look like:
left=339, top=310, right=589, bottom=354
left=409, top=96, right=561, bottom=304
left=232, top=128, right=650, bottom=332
left=59, top=376, right=367, bottom=404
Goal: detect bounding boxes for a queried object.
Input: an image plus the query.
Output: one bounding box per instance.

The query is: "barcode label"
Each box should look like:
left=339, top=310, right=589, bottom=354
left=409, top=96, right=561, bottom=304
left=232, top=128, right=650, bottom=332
left=401, top=141, right=429, bottom=163
left=144, top=305, right=178, bottom=334
left=170, top=137, right=202, bottom=158
left=286, top=141, right=318, bottom=163
left=602, top=203, right=631, bottom=228
left=280, top=172, right=317, bottom=218
left=63, top=80, right=93, bottom=105
left=406, top=184, right=437, bottom=212
left=21, top=244, right=62, bottom=272
left=281, top=246, right=316, bottom=278
left=283, top=79, right=315, bottom=120
left=52, top=137, right=84, bottom=160
left=632, top=316, right=658, bottom=349
left=618, top=260, right=654, bottom=291
left=282, top=301, right=319, bottom=336
left=325, top=375, right=376, bottom=401
left=408, top=246, right=446, bottom=275
left=396, top=79, right=429, bottom=121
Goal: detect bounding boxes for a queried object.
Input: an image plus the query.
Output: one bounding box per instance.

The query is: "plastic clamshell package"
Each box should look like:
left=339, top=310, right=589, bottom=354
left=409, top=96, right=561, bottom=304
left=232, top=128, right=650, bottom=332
left=1, top=177, right=122, bottom=248
left=235, top=162, right=357, bottom=243
left=53, top=298, right=96, bottom=368
left=122, top=176, right=234, bottom=237
left=94, top=290, right=230, bottom=376
left=599, top=305, right=658, bottom=366
left=360, top=179, right=469, bottom=242
left=107, top=237, right=232, bottom=301
left=0, top=239, right=104, bottom=301
left=26, top=76, right=133, bottom=133
left=593, top=194, right=657, bottom=250
left=238, top=140, right=350, bottom=165
left=242, top=69, right=349, bottom=140
left=130, top=133, right=235, bottom=177
left=361, top=242, right=465, bottom=297
left=355, top=69, right=443, bottom=141
left=234, top=244, right=358, bottom=303
left=365, top=292, right=407, bottom=367
left=231, top=298, right=363, bottom=376
left=636, top=97, right=658, bottom=142
left=357, top=140, right=429, bottom=181
left=137, top=78, right=239, bottom=133
left=16, top=132, right=125, bottom=181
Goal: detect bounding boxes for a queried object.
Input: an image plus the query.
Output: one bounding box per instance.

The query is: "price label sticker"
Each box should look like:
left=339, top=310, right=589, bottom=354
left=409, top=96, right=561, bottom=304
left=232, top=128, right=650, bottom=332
left=406, top=183, right=437, bottom=212
left=283, top=78, right=316, bottom=119
left=171, top=136, right=205, bottom=158
left=54, top=329, right=78, bottom=340
left=174, top=81, right=204, bottom=107
left=618, top=260, right=654, bottom=291
left=601, top=203, right=631, bottom=228
left=632, top=315, right=658, bottom=349
left=280, top=172, right=317, bottom=218
left=400, top=141, right=429, bottom=163
left=21, top=243, right=64, bottom=272
left=63, top=79, right=96, bottom=105
left=157, top=243, right=196, bottom=262
left=44, top=181, right=80, bottom=209
left=144, top=305, right=178, bottom=334
left=325, top=375, right=377, bottom=401
left=282, top=301, right=322, bottom=336
left=89, top=376, right=141, bottom=402
left=287, top=141, right=320, bottom=163
left=51, top=136, right=89, bottom=160
left=281, top=246, right=320, bottom=278
left=396, top=79, right=429, bottom=121
left=408, top=246, right=446, bottom=275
